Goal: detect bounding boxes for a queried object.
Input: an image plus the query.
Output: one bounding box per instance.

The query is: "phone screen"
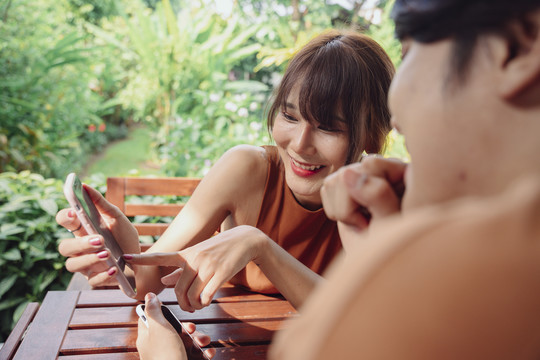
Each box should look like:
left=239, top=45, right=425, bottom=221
left=65, top=173, right=136, bottom=296
left=137, top=304, right=210, bottom=360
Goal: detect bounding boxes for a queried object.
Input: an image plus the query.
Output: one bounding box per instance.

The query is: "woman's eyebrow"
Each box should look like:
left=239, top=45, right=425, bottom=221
left=285, top=102, right=297, bottom=110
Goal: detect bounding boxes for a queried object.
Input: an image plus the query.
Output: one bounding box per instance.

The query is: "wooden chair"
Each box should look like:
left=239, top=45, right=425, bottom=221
left=67, top=176, right=202, bottom=291
left=106, top=176, right=202, bottom=239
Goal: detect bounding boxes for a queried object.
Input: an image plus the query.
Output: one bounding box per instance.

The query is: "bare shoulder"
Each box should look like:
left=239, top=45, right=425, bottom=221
left=203, top=145, right=270, bottom=196
left=218, top=145, right=268, bottom=176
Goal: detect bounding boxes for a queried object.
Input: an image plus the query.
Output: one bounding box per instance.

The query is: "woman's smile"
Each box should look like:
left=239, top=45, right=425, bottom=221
left=290, top=156, right=325, bottom=177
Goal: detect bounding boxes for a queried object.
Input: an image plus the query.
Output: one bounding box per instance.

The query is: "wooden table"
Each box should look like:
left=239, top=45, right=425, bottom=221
left=0, top=285, right=296, bottom=359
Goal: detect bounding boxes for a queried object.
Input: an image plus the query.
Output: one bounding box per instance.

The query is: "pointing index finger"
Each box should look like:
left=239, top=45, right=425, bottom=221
left=124, top=252, right=185, bottom=267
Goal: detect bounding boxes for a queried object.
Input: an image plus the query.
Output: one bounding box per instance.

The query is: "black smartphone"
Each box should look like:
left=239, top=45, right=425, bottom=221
left=136, top=304, right=210, bottom=360
left=63, top=173, right=136, bottom=298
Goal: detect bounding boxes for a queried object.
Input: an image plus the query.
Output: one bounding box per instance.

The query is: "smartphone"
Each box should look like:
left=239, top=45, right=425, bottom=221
left=136, top=304, right=210, bottom=360
left=63, top=173, right=136, bottom=298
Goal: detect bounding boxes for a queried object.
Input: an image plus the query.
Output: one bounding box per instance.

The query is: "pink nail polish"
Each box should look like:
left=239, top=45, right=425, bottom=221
left=89, top=238, right=101, bottom=246
left=123, top=254, right=133, bottom=260
left=68, top=210, right=75, bottom=218
left=107, top=267, right=116, bottom=276
left=97, top=250, right=108, bottom=259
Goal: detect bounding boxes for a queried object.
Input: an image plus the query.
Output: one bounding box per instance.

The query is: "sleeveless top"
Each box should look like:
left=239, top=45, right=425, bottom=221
left=230, top=146, right=342, bottom=293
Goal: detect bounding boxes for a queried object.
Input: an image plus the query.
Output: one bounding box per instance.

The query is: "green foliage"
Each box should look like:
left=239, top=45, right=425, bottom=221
left=0, top=0, right=114, bottom=178
left=367, top=0, right=402, bottom=67
left=88, top=0, right=274, bottom=176
left=0, top=171, right=72, bottom=343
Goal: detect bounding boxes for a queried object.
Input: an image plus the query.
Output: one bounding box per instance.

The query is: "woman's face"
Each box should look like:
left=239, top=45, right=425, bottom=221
left=272, top=84, right=349, bottom=210
left=389, top=38, right=505, bottom=211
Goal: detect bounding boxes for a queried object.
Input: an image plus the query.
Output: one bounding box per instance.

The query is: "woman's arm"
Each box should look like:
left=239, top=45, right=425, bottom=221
left=126, top=225, right=323, bottom=311
left=134, top=145, right=268, bottom=297
left=57, top=145, right=268, bottom=299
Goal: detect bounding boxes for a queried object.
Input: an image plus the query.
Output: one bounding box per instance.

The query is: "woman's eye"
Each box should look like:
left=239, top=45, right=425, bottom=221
left=318, top=125, right=343, bottom=133
left=282, top=112, right=297, bottom=122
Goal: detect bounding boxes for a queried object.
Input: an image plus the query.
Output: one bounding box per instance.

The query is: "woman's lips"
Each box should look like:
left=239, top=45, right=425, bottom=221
left=290, top=157, right=325, bottom=177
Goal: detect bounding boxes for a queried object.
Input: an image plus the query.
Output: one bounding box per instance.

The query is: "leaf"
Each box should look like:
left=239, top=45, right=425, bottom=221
left=0, top=224, right=26, bottom=238
left=2, top=248, right=22, bottom=261
left=225, top=43, right=262, bottom=65
left=38, top=271, right=58, bottom=293
left=0, top=297, right=25, bottom=311
left=12, top=300, right=31, bottom=323
left=37, top=198, right=58, bottom=216
left=0, top=274, right=17, bottom=299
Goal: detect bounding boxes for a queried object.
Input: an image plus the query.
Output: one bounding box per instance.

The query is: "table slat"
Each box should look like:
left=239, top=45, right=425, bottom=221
left=61, top=321, right=285, bottom=356
left=76, top=287, right=284, bottom=308
left=58, top=345, right=268, bottom=360
left=70, top=301, right=295, bottom=329
left=0, top=302, right=39, bottom=360
left=13, top=291, right=80, bottom=360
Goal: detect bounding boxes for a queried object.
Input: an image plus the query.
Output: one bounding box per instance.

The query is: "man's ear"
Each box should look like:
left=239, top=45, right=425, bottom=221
left=498, top=10, right=540, bottom=100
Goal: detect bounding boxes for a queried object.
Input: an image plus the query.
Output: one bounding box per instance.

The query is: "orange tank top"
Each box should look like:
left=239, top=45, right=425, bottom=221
left=231, top=146, right=343, bottom=293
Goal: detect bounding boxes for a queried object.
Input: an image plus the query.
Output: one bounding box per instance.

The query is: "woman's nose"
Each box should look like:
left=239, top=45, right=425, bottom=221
left=291, top=123, right=316, bottom=155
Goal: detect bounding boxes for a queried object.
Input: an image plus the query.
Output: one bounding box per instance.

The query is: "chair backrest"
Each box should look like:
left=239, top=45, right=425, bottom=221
left=105, top=177, right=202, bottom=237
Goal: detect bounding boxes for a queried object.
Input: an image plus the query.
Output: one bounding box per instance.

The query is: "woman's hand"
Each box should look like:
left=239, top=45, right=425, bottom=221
left=125, top=226, right=269, bottom=312
left=56, top=184, right=140, bottom=287
left=137, top=292, right=215, bottom=360
left=321, top=156, right=407, bottom=243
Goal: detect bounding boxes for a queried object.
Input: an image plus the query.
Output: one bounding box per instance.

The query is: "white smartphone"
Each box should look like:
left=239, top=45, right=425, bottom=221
left=136, top=304, right=210, bottom=360
left=63, top=173, right=136, bottom=298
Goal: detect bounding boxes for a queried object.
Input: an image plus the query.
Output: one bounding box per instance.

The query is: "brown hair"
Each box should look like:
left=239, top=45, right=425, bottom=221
left=267, top=30, right=395, bottom=163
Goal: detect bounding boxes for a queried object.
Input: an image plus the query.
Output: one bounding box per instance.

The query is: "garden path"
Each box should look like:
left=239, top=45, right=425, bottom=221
left=81, top=125, right=164, bottom=179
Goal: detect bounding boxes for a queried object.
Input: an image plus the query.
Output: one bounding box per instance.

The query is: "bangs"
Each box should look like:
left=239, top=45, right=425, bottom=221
left=282, top=42, right=354, bottom=130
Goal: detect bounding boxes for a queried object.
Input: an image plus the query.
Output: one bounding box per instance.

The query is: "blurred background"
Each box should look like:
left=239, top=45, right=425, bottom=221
left=0, top=0, right=405, bottom=343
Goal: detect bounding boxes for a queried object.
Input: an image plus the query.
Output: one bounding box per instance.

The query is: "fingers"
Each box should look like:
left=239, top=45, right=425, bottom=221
left=56, top=208, right=88, bottom=236
left=144, top=292, right=164, bottom=319
left=205, top=348, right=217, bottom=359
left=125, top=252, right=185, bottom=267
left=161, top=268, right=183, bottom=286
left=354, top=155, right=407, bottom=198
left=174, top=264, right=198, bottom=312
left=342, top=167, right=401, bottom=218
left=322, top=156, right=407, bottom=226
left=83, top=184, right=125, bottom=218
left=58, top=235, right=103, bottom=257
left=87, top=267, right=118, bottom=287
left=200, top=276, right=221, bottom=308
left=179, top=323, right=216, bottom=358
left=64, top=249, right=109, bottom=273
left=174, top=258, right=224, bottom=311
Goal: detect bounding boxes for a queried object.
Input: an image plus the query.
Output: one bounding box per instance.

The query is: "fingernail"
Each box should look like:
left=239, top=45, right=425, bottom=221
left=123, top=254, right=133, bottom=260
left=89, top=237, right=101, bottom=246
left=97, top=250, right=108, bottom=259
left=107, top=267, right=116, bottom=276
left=145, top=292, right=156, bottom=302
left=68, top=210, right=75, bottom=218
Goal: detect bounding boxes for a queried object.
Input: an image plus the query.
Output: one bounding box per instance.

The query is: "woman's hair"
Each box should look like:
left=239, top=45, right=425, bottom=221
left=267, top=30, right=395, bottom=163
left=391, top=0, right=540, bottom=80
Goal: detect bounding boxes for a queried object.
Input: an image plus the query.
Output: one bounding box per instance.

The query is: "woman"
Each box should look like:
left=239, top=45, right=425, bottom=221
left=270, top=0, right=540, bottom=358
left=57, top=30, right=394, bottom=312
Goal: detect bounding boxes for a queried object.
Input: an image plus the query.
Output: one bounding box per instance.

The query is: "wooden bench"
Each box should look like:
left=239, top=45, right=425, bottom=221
left=67, top=176, right=202, bottom=291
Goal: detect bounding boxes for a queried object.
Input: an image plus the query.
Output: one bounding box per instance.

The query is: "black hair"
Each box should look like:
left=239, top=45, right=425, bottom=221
left=391, top=0, right=540, bottom=80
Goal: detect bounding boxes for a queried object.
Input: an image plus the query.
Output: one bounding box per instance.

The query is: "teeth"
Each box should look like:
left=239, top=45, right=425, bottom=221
left=292, top=158, right=322, bottom=171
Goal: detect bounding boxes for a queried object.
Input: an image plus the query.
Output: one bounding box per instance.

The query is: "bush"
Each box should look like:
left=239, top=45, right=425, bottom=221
left=0, top=171, right=72, bottom=343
